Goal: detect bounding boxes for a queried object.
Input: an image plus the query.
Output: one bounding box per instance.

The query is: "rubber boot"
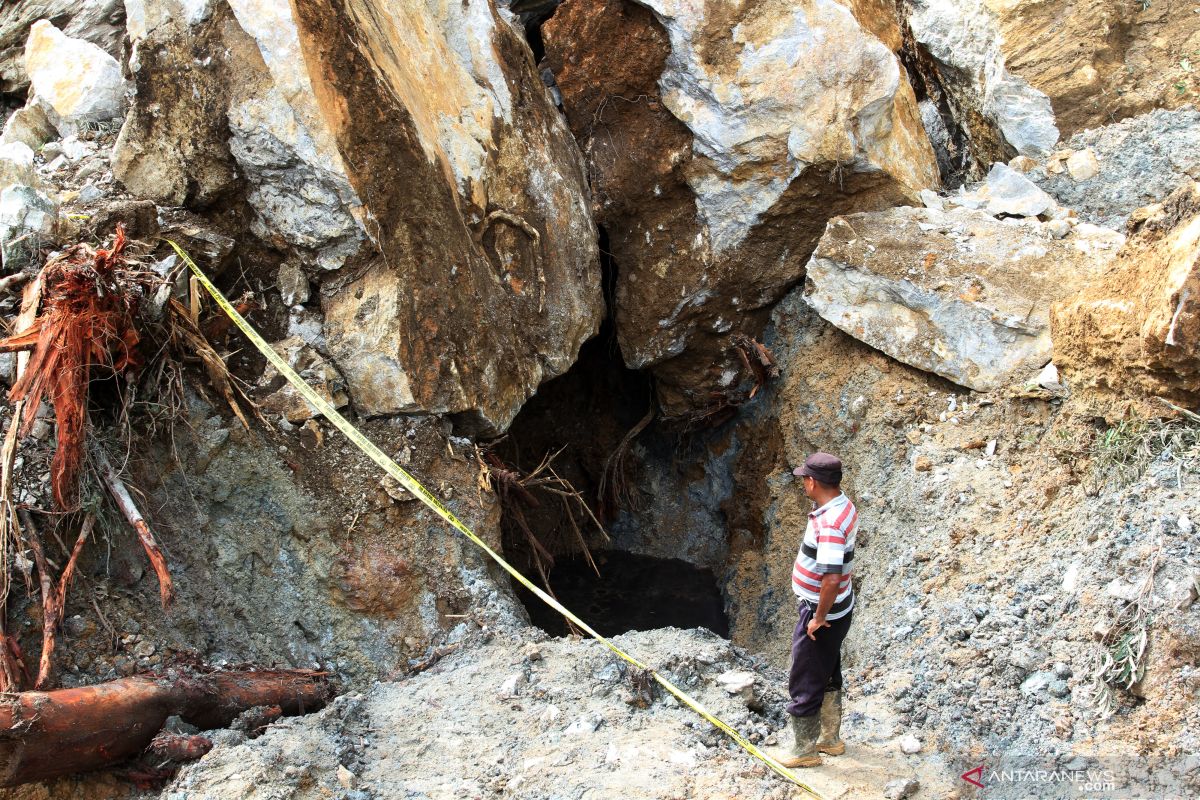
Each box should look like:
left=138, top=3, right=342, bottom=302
left=767, top=714, right=822, bottom=768
left=816, top=689, right=845, bottom=755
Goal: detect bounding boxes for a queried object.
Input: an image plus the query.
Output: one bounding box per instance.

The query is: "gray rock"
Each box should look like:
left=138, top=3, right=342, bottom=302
left=803, top=205, right=1120, bottom=391
left=884, top=777, right=920, bottom=800
left=979, top=163, right=1056, bottom=217
left=0, top=184, right=56, bottom=270
left=1019, top=671, right=1055, bottom=696
left=1030, top=107, right=1200, bottom=229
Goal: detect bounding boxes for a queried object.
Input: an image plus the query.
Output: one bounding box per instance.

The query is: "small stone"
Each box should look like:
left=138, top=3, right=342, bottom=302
left=565, top=714, right=601, bottom=735
left=884, top=777, right=920, bottom=799
left=277, top=261, right=310, bottom=306
left=1049, top=680, right=1070, bottom=698
left=538, top=704, right=561, bottom=726
left=1066, top=149, right=1099, bottom=182
left=899, top=734, right=922, bottom=754
left=133, top=640, right=156, bottom=659
left=498, top=673, right=524, bottom=698
left=716, top=670, right=756, bottom=695
left=1178, top=515, right=1194, bottom=535
left=914, top=456, right=933, bottom=472
left=336, top=765, right=354, bottom=789
left=1008, top=155, right=1039, bottom=173
left=1042, top=219, right=1071, bottom=239
left=981, top=162, right=1055, bottom=217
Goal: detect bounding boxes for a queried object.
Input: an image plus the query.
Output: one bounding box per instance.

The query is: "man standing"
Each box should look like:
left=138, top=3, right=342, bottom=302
left=769, top=452, right=857, bottom=768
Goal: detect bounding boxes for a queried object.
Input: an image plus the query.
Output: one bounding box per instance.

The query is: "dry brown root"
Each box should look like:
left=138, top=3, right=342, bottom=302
left=0, top=225, right=141, bottom=510
left=0, top=669, right=332, bottom=787
left=93, top=445, right=175, bottom=608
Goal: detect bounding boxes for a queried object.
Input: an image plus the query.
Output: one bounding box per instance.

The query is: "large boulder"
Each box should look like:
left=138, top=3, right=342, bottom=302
left=1053, top=182, right=1200, bottom=407
left=24, top=19, right=126, bottom=137
left=0, top=0, right=124, bottom=99
left=803, top=205, right=1123, bottom=391
left=543, top=0, right=938, bottom=415
left=115, top=0, right=602, bottom=433
left=905, top=0, right=1200, bottom=162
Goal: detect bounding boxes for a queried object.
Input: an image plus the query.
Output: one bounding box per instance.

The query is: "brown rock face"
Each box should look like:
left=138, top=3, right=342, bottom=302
left=544, top=0, right=938, bottom=415
left=112, top=5, right=245, bottom=207
left=290, top=0, right=603, bottom=432
left=1053, top=182, right=1200, bottom=407
left=995, top=0, right=1200, bottom=138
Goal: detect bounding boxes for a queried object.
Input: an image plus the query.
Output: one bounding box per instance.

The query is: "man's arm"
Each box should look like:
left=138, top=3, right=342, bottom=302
left=806, top=573, right=841, bottom=640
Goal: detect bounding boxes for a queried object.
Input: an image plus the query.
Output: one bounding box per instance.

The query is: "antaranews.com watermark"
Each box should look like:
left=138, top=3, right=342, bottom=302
left=959, top=761, right=1196, bottom=799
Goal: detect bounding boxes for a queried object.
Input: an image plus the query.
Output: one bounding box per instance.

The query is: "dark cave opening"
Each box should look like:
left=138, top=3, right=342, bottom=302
left=517, top=550, right=730, bottom=638
left=493, top=227, right=730, bottom=639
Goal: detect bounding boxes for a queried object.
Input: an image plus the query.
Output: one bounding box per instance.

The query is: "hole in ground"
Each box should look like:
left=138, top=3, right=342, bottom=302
left=492, top=227, right=732, bottom=639
left=516, top=550, right=730, bottom=639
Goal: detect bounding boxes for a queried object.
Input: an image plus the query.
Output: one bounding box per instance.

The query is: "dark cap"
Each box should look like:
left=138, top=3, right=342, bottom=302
left=792, top=452, right=843, bottom=485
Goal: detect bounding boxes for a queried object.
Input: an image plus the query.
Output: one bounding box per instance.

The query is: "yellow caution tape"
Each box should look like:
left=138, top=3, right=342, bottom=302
left=167, top=240, right=817, bottom=796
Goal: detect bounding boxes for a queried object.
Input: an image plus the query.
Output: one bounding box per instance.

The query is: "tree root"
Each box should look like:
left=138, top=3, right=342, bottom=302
left=0, top=668, right=332, bottom=787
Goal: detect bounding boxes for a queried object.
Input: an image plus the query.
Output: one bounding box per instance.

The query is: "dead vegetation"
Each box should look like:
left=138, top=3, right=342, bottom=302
left=679, top=333, right=779, bottom=430
left=478, top=447, right=608, bottom=623
left=0, top=226, right=261, bottom=693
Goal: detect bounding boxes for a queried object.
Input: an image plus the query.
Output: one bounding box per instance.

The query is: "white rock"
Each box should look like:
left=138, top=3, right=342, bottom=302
left=981, top=163, right=1055, bottom=217
left=0, top=143, right=36, bottom=190
left=899, top=734, right=922, bottom=754
left=564, top=713, right=601, bottom=735
left=715, top=670, right=756, bottom=695
left=1035, top=362, right=1065, bottom=392
left=0, top=105, right=56, bottom=150
left=1066, top=148, right=1099, bottom=182
left=1179, top=515, right=1194, bottom=535
left=537, top=704, right=561, bottom=726
left=804, top=207, right=1115, bottom=391
left=24, top=21, right=127, bottom=138
left=498, top=672, right=525, bottom=698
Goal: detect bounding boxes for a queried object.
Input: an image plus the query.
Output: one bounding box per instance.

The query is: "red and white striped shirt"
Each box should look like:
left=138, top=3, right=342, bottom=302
left=792, top=492, right=857, bottom=620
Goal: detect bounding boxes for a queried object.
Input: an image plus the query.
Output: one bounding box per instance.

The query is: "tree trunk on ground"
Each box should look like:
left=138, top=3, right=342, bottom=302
left=0, top=669, right=331, bottom=786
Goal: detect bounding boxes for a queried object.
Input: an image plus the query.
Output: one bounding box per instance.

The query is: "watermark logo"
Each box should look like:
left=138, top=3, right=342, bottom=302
left=961, top=765, right=985, bottom=789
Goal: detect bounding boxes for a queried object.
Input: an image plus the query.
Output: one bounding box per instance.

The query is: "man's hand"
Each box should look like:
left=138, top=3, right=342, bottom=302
left=808, top=572, right=841, bottom=639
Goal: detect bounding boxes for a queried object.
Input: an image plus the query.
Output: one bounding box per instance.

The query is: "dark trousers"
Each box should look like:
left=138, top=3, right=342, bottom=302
left=786, top=600, right=853, bottom=717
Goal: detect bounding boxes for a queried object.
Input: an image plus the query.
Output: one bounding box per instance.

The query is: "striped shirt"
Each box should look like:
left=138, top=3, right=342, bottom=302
left=792, top=493, right=857, bottom=620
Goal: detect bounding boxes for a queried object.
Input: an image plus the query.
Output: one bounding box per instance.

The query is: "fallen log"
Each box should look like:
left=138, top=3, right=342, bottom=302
left=0, top=668, right=332, bottom=787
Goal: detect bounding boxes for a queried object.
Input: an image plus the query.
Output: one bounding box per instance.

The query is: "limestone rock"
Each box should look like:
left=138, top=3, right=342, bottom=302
left=0, top=103, right=56, bottom=150
left=804, top=205, right=1122, bottom=391
left=258, top=337, right=349, bottom=424
left=907, top=0, right=1060, bottom=159
left=0, top=184, right=56, bottom=271
left=0, top=0, right=125, bottom=97
left=290, top=0, right=602, bottom=431
left=544, top=0, right=937, bottom=414
left=0, top=142, right=36, bottom=190
left=24, top=20, right=126, bottom=137
left=1053, top=182, right=1200, bottom=407
left=116, top=0, right=600, bottom=431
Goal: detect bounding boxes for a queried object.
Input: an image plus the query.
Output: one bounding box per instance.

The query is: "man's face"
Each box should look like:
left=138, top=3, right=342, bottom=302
left=801, top=474, right=816, bottom=500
